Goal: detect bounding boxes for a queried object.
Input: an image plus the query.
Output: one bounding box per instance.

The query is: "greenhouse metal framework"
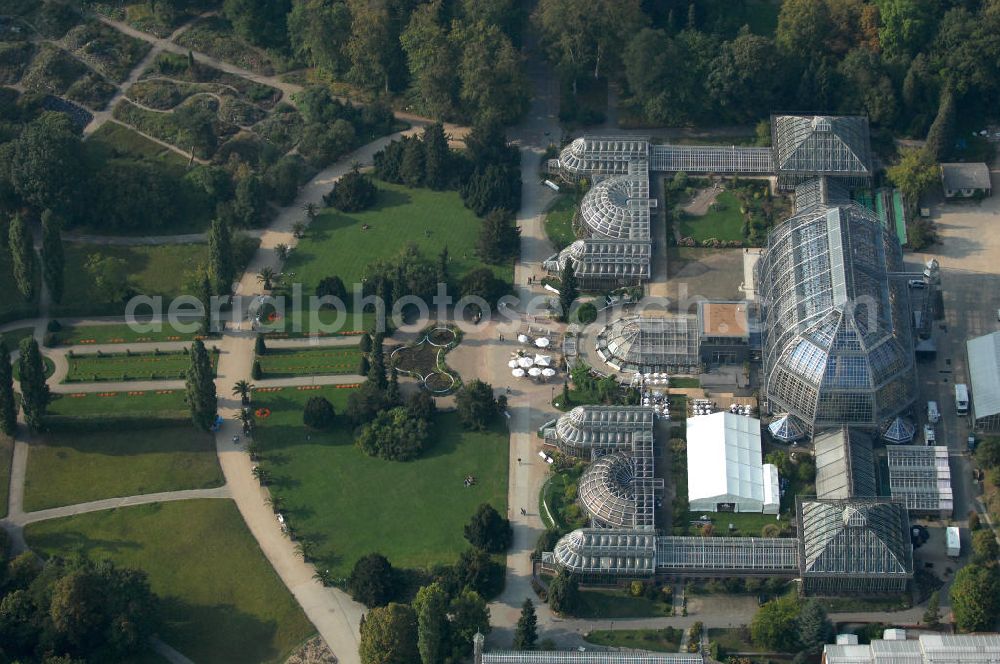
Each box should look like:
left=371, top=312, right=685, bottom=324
left=594, top=315, right=701, bottom=372
left=814, top=427, right=878, bottom=500
left=546, top=115, right=874, bottom=288
left=798, top=498, right=912, bottom=595
left=886, top=446, right=954, bottom=518
left=542, top=406, right=913, bottom=593
left=474, top=631, right=705, bottom=664
left=755, top=180, right=916, bottom=434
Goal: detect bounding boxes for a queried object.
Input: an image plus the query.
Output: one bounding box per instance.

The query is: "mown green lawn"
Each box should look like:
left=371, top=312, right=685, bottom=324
left=684, top=510, right=790, bottom=538
left=256, top=387, right=509, bottom=578
left=56, top=322, right=204, bottom=346
left=575, top=588, right=672, bottom=619
left=678, top=190, right=745, bottom=242
left=257, top=346, right=362, bottom=378
left=585, top=627, right=683, bottom=652
left=65, top=349, right=218, bottom=382
left=56, top=243, right=208, bottom=317
left=23, top=427, right=223, bottom=511
left=284, top=181, right=513, bottom=298
left=25, top=500, right=316, bottom=664
left=259, top=308, right=377, bottom=338
left=46, top=389, right=189, bottom=422
left=544, top=194, right=578, bottom=251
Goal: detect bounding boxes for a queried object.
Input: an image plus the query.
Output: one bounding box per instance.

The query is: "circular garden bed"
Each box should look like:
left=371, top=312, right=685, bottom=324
left=390, top=324, right=461, bottom=395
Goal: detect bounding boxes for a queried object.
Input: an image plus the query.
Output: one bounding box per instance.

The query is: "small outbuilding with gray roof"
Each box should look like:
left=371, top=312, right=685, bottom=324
left=940, top=162, right=991, bottom=198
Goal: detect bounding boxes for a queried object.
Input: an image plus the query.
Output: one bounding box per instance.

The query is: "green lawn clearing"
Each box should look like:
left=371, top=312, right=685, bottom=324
left=46, top=389, right=189, bottom=422
left=670, top=377, right=701, bottom=388
left=257, top=346, right=363, bottom=378
left=259, top=308, right=377, bottom=339
left=708, top=627, right=762, bottom=656
left=88, top=121, right=190, bottom=170
left=284, top=181, right=513, bottom=298
left=684, top=510, right=790, bottom=538
left=56, top=243, right=209, bottom=317
left=65, top=349, right=218, bottom=383
left=23, top=426, right=223, bottom=511
left=0, top=434, right=11, bottom=518
left=575, top=588, right=672, bottom=619
left=25, top=500, right=316, bottom=663
left=56, top=322, right=204, bottom=346
left=585, top=627, right=683, bottom=652
left=256, top=386, right=509, bottom=578
left=544, top=194, right=578, bottom=251
left=678, top=190, right=745, bottom=242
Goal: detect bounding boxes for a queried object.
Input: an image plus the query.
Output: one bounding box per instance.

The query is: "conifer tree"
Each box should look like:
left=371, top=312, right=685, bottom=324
left=423, top=122, right=449, bottom=189
left=387, top=366, right=401, bottom=406
left=186, top=339, right=218, bottom=431
left=369, top=333, right=387, bottom=390
left=9, top=214, right=35, bottom=301
left=513, top=598, right=538, bottom=650
left=208, top=217, right=235, bottom=295
left=199, top=271, right=213, bottom=335
left=0, top=340, right=17, bottom=435
left=559, top=261, right=578, bottom=322
left=41, top=210, right=64, bottom=303
left=18, top=337, right=49, bottom=432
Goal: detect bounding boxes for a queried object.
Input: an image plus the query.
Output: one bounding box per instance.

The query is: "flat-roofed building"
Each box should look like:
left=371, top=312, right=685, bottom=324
left=967, top=331, right=1000, bottom=431
left=698, top=301, right=753, bottom=366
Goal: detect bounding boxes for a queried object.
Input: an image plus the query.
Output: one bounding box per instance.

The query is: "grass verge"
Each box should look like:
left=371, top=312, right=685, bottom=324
left=25, top=500, right=316, bottom=663
left=544, top=194, right=577, bottom=251
left=23, top=427, right=223, bottom=511
left=56, top=323, right=204, bottom=346
left=585, top=627, right=683, bottom=652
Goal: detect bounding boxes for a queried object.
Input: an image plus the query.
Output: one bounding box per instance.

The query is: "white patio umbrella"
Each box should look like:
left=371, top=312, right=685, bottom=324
left=517, top=334, right=529, bottom=343
left=528, top=367, right=542, bottom=377
left=542, top=368, right=556, bottom=377
left=512, top=368, right=526, bottom=377
left=507, top=359, right=519, bottom=368
left=534, top=354, right=551, bottom=366
left=535, top=337, right=550, bottom=348
left=518, top=356, right=534, bottom=368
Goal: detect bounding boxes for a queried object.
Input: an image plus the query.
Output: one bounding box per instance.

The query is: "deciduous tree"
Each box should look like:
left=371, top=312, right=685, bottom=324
left=303, top=396, right=336, bottom=430
left=84, top=253, right=130, bottom=303
left=359, top=602, right=418, bottom=664
left=413, top=582, right=448, bottom=664
left=547, top=569, right=580, bottom=616
left=464, top=503, right=512, bottom=553
left=455, top=380, right=498, bottom=430
left=950, top=563, right=1000, bottom=632
left=348, top=553, right=397, bottom=607
left=751, top=595, right=802, bottom=652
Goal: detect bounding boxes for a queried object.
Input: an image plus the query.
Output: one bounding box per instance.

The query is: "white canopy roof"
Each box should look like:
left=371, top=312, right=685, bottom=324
left=686, top=412, right=777, bottom=513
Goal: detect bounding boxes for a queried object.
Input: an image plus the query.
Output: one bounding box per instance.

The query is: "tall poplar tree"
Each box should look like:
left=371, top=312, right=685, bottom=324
left=18, top=337, right=49, bottom=432
left=208, top=217, right=235, bottom=295
left=9, top=214, right=35, bottom=301
left=413, top=582, right=448, bottom=664
left=0, top=340, right=17, bottom=435
left=186, top=339, right=218, bottom=430
left=41, top=210, right=64, bottom=303
left=559, top=261, right=578, bottom=322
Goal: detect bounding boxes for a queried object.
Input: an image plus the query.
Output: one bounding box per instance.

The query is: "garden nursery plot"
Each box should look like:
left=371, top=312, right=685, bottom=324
left=65, top=349, right=218, bottom=382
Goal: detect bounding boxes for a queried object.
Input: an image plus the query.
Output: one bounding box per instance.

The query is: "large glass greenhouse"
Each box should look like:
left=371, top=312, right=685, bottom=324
left=595, top=315, right=700, bottom=372
left=756, top=181, right=915, bottom=433
left=798, top=498, right=912, bottom=595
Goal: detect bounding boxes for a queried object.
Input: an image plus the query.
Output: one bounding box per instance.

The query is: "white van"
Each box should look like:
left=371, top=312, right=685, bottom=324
left=927, top=401, right=940, bottom=423
left=924, top=424, right=936, bottom=445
